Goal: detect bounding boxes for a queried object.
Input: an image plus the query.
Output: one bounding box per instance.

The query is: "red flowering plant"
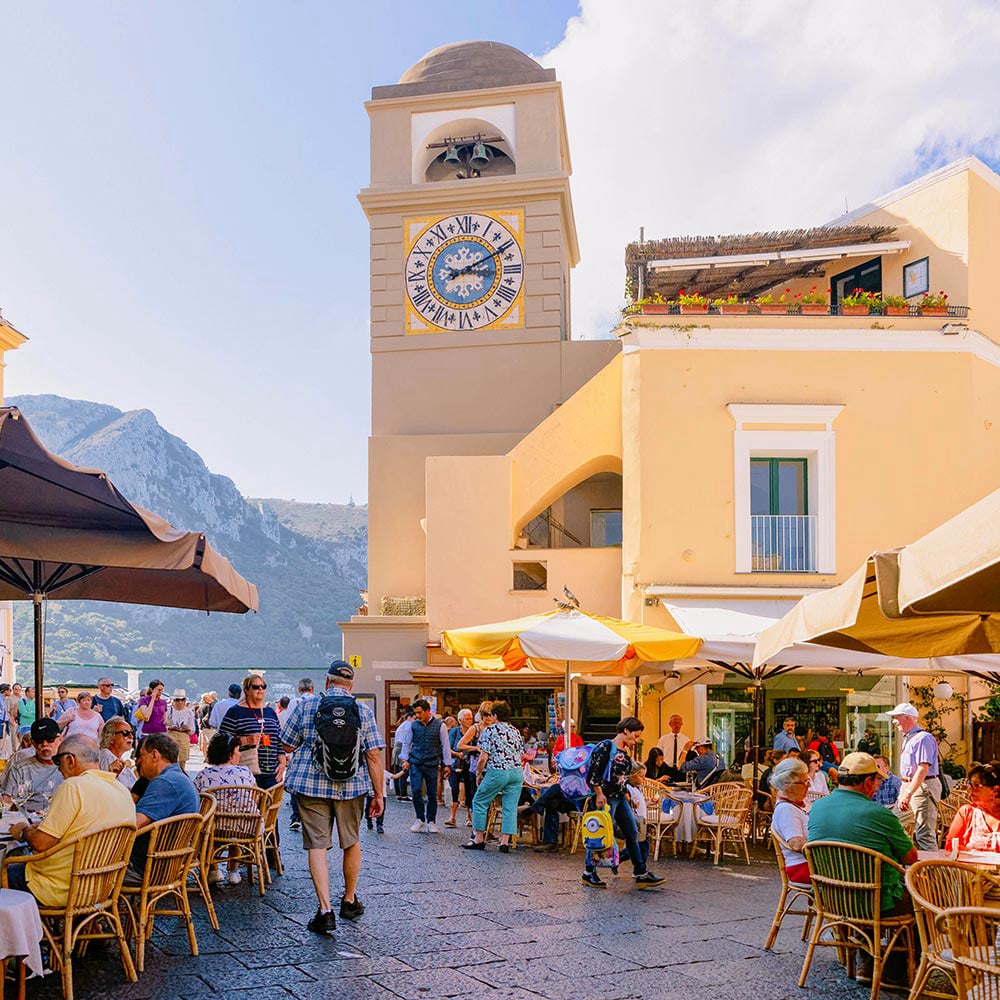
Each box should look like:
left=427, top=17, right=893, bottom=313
left=677, top=288, right=709, bottom=306
left=841, top=287, right=881, bottom=308
left=799, top=285, right=829, bottom=305
left=919, top=290, right=949, bottom=310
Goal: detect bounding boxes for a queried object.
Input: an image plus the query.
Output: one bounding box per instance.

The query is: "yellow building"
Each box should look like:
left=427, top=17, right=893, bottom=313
left=346, top=39, right=995, bottom=764
left=0, top=308, right=28, bottom=682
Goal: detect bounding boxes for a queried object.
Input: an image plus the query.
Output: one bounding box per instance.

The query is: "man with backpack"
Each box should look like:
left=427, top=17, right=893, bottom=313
left=399, top=698, right=452, bottom=833
left=584, top=717, right=665, bottom=890
left=280, top=660, right=385, bottom=937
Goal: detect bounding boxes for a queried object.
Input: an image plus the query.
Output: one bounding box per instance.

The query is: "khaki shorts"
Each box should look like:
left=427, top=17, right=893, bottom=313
left=169, top=730, right=191, bottom=764
left=297, top=795, right=365, bottom=851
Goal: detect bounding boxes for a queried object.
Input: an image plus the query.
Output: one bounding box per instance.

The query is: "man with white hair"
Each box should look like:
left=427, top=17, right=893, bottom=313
left=7, top=735, right=135, bottom=907
left=891, top=701, right=941, bottom=851
left=446, top=708, right=476, bottom=828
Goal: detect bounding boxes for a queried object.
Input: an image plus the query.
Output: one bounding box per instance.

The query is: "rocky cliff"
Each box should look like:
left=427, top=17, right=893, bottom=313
left=7, top=394, right=367, bottom=668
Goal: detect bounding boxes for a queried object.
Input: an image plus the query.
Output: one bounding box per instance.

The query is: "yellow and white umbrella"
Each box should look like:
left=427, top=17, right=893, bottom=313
left=441, top=608, right=702, bottom=741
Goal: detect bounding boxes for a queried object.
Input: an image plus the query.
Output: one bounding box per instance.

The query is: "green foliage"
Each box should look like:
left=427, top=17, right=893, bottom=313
left=908, top=680, right=967, bottom=776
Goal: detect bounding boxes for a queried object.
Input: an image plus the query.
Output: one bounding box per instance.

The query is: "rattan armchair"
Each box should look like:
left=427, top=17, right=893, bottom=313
left=938, top=792, right=970, bottom=847
left=905, top=859, right=1000, bottom=999
left=690, top=783, right=753, bottom=865
left=261, top=784, right=284, bottom=881
left=189, top=793, right=219, bottom=931
left=801, top=841, right=916, bottom=1000
left=204, top=784, right=268, bottom=895
left=119, top=811, right=203, bottom=972
left=1, top=823, right=137, bottom=1000
left=942, top=905, right=1000, bottom=1000
left=764, top=832, right=815, bottom=949
left=646, top=793, right=680, bottom=861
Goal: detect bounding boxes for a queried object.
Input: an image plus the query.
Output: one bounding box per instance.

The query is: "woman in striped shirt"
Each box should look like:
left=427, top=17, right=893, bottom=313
left=218, top=676, right=286, bottom=790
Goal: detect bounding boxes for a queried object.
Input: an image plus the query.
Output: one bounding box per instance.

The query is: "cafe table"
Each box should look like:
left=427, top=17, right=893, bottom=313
left=662, top=789, right=710, bottom=843
left=916, top=848, right=1000, bottom=868
left=0, top=888, right=43, bottom=1000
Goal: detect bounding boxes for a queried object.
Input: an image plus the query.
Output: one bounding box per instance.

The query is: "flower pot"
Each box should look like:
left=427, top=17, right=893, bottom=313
left=841, top=305, right=871, bottom=316
left=640, top=304, right=671, bottom=315
left=920, top=307, right=948, bottom=316
left=718, top=303, right=749, bottom=315
left=680, top=304, right=709, bottom=314
left=884, top=306, right=910, bottom=317
left=757, top=303, right=787, bottom=315
left=799, top=304, right=828, bottom=315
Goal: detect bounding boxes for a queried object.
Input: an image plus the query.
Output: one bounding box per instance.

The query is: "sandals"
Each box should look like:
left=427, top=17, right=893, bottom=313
left=444, top=820, right=457, bottom=827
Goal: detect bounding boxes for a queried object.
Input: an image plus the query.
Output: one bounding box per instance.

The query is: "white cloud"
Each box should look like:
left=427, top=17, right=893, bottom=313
left=540, top=0, right=1000, bottom=338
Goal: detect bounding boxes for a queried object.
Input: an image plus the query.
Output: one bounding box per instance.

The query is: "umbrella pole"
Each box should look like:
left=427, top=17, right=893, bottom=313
left=751, top=677, right=763, bottom=846
left=33, top=590, right=43, bottom=720
left=564, top=660, right=572, bottom=751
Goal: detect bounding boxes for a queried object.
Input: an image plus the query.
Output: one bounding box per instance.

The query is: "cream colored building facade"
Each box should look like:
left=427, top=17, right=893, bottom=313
left=346, top=40, right=996, bottom=764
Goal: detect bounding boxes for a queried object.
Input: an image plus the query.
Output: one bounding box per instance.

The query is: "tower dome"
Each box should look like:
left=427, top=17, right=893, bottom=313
left=373, top=40, right=555, bottom=99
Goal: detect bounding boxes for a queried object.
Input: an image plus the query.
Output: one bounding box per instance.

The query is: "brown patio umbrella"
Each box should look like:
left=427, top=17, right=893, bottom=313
left=0, top=407, right=258, bottom=713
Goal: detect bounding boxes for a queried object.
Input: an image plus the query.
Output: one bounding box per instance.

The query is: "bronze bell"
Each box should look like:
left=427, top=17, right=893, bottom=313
left=470, top=142, right=491, bottom=169
left=443, top=145, right=461, bottom=166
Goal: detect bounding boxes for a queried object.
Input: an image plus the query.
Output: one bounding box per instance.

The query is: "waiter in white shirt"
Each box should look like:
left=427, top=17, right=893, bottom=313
left=657, top=714, right=693, bottom=780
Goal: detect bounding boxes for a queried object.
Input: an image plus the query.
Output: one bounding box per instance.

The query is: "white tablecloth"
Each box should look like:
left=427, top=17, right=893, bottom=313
left=0, top=888, right=43, bottom=975
left=663, top=790, right=709, bottom=843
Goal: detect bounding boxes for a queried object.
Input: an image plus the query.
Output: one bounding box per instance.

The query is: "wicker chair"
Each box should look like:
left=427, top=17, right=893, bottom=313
left=1, top=823, right=137, bottom=1000
left=204, top=784, right=268, bottom=895
left=690, top=783, right=753, bottom=865
left=261, top=784, right=284, bottom=881
left=942, top=905, right=1000, bottom=1000
left=905, top=859, right=1000, bottom=999
left=764, top=832, right=815, bottom=950
left=800, top=841, right=917, bottom=1000
left=647, top=793, right=680, bottom=861
left=189, top=793, right=219, bottom=931
left=120, top=812, right=203, bottom=973
left=938, top=793, right=970, bottom=847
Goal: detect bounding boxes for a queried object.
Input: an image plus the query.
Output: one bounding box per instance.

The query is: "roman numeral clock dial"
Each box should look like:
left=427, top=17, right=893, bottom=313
left=404, top=210, right=525, bottom=334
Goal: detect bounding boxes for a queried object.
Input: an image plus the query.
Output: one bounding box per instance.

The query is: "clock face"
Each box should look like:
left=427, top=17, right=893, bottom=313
left=404, top=210, right=525, bottom=334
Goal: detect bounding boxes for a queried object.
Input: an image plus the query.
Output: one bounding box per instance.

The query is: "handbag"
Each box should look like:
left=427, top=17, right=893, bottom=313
left=134, top=702, right=150, bottom=723
left=239, top=746, right=261, bottom=774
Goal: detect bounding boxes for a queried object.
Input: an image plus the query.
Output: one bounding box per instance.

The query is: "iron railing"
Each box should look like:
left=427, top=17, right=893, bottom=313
left=751, top=514, right=817, bottom=573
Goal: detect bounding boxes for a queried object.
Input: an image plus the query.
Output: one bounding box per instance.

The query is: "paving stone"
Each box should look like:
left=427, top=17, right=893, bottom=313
left=368, top=966, right=495, bottom=998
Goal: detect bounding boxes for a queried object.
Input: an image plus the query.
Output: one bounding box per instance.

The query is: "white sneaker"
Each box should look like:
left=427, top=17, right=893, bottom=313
left=227, top=870, right=242, bottom=885
left=409, top=820, right=426, bottom=833
left=427, top=822, right=439, bottom=834
left=207, top=865, right=224, bottom=885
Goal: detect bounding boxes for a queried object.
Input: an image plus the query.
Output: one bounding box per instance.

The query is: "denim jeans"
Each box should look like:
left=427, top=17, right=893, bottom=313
left=531, top=784, right=575, bottom=844
left=472, top=767, right=524, bottom=835
left=585, top=794, right=645, bottom=875
left=409, top=761, right=440, bottom=822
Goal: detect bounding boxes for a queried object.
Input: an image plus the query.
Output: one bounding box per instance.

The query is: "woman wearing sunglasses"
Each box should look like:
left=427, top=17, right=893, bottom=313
left=218, top=676, right=286, bottom=790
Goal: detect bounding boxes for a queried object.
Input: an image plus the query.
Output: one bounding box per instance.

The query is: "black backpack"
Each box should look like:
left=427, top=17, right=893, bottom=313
left=313, top=694, right=362, bottom=781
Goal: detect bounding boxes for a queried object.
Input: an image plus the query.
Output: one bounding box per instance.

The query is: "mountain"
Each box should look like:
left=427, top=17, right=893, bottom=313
left=6, top=394, right=367, bottom=670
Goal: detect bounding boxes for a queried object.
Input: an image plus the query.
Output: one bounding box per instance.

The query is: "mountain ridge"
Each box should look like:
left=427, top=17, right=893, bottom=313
left=6, top=394, right=367, bottom=669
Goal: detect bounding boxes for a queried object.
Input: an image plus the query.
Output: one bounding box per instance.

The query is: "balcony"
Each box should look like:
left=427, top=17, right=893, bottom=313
left=627, top=303, right=969, bottom=319
left=751, top=515, right=817, bottom=573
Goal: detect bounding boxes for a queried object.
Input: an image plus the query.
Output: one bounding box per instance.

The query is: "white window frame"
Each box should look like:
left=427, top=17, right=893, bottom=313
left=728, top=404, right=843, bottom=574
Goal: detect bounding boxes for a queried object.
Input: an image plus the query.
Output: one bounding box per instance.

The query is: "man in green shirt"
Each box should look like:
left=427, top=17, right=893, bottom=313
left=808, top=751, right=917, bottom=911
left=807, top=751, right=917, bottom=989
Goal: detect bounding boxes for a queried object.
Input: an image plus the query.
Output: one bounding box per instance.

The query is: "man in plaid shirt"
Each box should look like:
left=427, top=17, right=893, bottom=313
left=281, top=660, right=385, bottom=936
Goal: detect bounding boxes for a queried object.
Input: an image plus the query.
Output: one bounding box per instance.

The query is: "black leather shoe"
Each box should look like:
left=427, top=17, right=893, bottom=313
left=462, top=840, right=486, bottom=850
left=339, top=896, right=364, bottom=920
left=307, top=909, right=336, bottom=935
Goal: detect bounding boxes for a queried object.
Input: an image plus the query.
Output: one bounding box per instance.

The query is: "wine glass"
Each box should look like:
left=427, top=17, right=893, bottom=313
left=11, top=780, right=33, bottom=822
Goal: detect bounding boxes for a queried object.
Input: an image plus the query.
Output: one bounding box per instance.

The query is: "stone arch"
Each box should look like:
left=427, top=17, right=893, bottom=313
left=412, top=115, right=515, bottom=184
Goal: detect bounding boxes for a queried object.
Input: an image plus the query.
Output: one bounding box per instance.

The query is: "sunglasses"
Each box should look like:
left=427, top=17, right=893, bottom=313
left=249, top=684, right=267, bottom=691
left=52, top=752, right=75, bottom=765
left=112, top=729, right=134, bottom=738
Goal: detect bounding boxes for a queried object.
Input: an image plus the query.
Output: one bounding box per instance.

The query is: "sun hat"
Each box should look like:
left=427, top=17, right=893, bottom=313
left=695, top=737, right=713, bottom=746
left=888, top=702, right=919, bottom=718
left=172, top=688, right=187, bottom=701
left=838, top=752, right=879, bottom=776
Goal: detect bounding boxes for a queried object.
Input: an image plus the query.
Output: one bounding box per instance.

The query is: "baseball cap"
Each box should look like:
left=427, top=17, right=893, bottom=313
left=695, top=737, right=713, bottom=746
left=889, top=702, right=919, bottom=718
left=327, top=659, right=355, bottom=680
left=227, top=683, right=242, bottom=698
left=31, top=718, right=60, bottom=742
left=838, top=752, right=879, bottom=776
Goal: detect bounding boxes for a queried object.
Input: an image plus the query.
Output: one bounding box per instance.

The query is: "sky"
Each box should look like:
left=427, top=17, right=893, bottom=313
left=2, top=1, right=1000, bottom=504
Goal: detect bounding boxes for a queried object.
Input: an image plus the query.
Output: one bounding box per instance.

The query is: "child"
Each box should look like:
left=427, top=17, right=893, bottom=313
left=625, top=762, right=650, bottom=866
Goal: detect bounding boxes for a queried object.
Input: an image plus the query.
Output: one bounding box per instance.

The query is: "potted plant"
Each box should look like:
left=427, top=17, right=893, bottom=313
left=678, top=289, right=709, bottom=314
left=798, top=286, right=829, bottom=315
left=882, top=294, right=910, bottom=317
left=841, top=288, right=879, bottom=316
left=712, top=293, right=748, bottom=315
left=622, top=294, right=670, bottom=316
left=754, top=292, right=786, bottom=315
left=919, top=290, right=949, bottom=316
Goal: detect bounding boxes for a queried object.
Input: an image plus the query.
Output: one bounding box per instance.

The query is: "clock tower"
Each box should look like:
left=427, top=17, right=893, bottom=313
left=353, top=42, right=617, bottom=678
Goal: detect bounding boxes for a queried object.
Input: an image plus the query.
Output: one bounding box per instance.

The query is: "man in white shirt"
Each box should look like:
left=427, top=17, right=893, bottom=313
left=657, top=715, right=693, bottom=780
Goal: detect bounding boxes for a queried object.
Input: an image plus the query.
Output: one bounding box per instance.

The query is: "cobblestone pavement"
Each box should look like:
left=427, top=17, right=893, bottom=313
left=28, top=798, right=889, bottom=1000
